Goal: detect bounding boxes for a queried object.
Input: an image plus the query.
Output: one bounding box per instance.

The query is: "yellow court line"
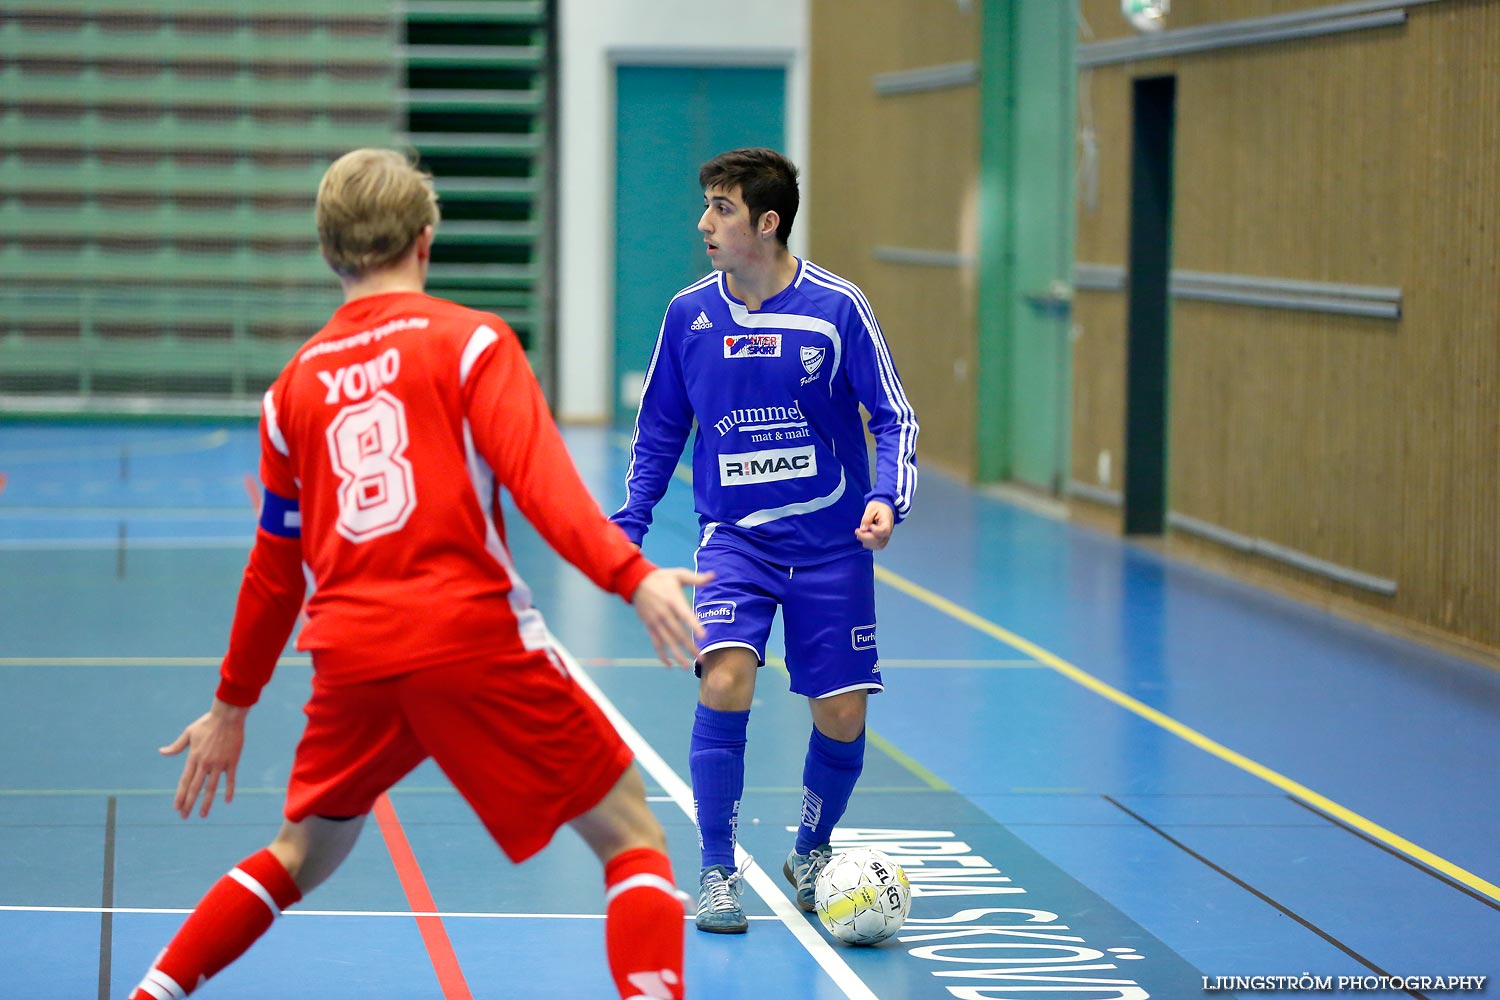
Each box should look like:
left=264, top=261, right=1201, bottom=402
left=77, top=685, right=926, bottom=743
left=865, top=730, right=952, bottom=791
left=761, top=655, right=951, bottom=790
left=873, top=563, right=1500, bottom=902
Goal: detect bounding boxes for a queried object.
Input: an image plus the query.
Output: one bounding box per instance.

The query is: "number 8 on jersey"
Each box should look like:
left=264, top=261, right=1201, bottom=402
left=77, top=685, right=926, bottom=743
left=325, top=390, right=417, bottom=543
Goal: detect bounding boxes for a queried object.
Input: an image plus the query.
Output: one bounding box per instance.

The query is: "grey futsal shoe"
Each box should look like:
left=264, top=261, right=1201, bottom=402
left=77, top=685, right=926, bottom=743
left=695, top=864, right=748, bottom=933
left=782, top=843, right=833, bottom=913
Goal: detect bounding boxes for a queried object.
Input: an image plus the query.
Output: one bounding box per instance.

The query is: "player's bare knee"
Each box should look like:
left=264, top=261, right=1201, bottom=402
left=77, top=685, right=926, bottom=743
left=699, top=677, right=748, bottom=712
left=812, top=694, right=868, bottom=742
left=816, top=715, right=865, bottom=743
left=698, top=652, right=756, bottom=710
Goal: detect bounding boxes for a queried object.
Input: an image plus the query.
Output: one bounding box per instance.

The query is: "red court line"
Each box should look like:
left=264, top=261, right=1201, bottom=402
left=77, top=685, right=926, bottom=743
left=372, top=793, right=476, bottom=1000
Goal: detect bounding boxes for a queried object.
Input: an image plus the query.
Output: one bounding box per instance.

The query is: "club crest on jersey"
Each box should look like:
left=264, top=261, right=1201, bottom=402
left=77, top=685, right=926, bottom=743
left=724, top=333, right=782, bottom=358
left=800, top=345, right=826, bottom=376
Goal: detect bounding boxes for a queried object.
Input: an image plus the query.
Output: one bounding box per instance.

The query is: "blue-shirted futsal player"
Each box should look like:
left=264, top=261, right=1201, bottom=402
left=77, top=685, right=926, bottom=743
left=611, top=148, right=919, bottom=933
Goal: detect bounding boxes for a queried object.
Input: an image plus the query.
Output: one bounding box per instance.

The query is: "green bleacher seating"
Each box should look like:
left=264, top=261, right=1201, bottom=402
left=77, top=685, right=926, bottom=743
left=1, top=0, right=554, bottom=411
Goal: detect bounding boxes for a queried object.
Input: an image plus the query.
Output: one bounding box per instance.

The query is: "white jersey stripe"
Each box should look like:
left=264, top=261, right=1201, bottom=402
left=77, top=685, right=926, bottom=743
left=735, top=467, right=847, bottom=529
left=674, top=272, right=722, bottom=300
left=461, top=421, right=549, bottom=650
left=262, top=390, right=290, bottom=457
left=617, top=272, right=720, bottom=519
left=805, top=264, right=916, bottom=429
left=460, top=324, right=500, bottom=386
left=616, top=316, right=668, bottom=520
left=228, top=867, right=281, bottom=917
left=803, top=267, right=908, bottom=419
left=135, top=969, right=187, bottom=1000
left=804, top=263, right=918, bottom=509
left=802, top=265, right=919, bottom=512
left=809, top=265, right=917, bottom=438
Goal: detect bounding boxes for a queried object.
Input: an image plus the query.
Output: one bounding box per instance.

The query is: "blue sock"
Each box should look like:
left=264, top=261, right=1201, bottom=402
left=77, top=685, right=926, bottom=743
left=689, top=703, right=749, bottom=872
left=795, top=727, right=865, bottom=854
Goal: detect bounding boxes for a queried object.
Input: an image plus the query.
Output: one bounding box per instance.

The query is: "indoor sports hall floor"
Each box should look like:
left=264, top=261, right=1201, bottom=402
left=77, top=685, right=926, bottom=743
left=1, top=421, right=1496, bottom=1000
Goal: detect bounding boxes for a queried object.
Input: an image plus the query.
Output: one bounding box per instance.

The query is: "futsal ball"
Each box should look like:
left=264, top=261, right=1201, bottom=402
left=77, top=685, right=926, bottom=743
left=813, top=848, right=911, bottom=945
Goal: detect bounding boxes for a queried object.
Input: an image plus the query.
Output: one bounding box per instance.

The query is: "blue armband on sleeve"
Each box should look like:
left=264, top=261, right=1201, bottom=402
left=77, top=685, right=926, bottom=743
left=259, top=488, right=301, bottom=538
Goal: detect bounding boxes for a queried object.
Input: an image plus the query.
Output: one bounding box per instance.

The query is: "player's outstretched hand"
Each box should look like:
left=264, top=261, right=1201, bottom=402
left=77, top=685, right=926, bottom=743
left=632, top=567, right=714, bottom=669
left=160, top=698, right=249, bottom=819
left=856, top=500, right=896, bottom=551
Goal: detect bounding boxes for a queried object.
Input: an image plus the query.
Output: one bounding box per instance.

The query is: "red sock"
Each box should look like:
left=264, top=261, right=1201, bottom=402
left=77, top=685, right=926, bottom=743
left=603, top=847, right=686, bottom=1000
left=128, top=848, right=303, bottom=999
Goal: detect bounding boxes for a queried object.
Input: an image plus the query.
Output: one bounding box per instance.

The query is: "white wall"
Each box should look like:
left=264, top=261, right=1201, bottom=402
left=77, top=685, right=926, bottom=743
left=555, top=0, right=809, bottom=421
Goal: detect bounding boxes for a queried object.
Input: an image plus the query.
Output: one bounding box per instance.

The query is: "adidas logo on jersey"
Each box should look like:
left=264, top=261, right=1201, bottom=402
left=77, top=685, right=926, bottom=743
left=689, top=310, right=713, bottom=331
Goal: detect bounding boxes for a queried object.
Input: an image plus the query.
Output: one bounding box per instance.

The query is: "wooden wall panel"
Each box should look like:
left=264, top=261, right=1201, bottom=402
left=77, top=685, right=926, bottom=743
left=808, top=0, right=980, bottom=477
left=868, top=263, right=976, bottom=479
left=1069, top=293, right=1128, bottom=497
left=1397, top=0, right=1500, bottom=637
left=1079, top=0, right=1399, bottom=40
left=1072, top=61, right=1131, bottom=264
left=1072, top=52, right=1131, bottom=508
left=1169, top=305, right=1404, bottom=580
left=1072, top=0, right=1500, bottom=657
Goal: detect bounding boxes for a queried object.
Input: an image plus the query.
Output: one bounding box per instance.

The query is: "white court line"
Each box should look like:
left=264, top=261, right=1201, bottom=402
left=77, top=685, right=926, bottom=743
left=553, top=636, right=881, bottom=1000
left=0, top=507, right=253, bottom=518
left=3, top=642, right=880, bottom=997
left=0, top=429, right=231, bottom=464
left=0, top=904, right=779, bottom=921
left=0, top=537, right=251, bottom=551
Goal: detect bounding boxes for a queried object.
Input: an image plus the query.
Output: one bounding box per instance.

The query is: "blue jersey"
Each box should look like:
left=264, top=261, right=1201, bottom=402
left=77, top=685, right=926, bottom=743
left=612, top=258, right=919, bottom=565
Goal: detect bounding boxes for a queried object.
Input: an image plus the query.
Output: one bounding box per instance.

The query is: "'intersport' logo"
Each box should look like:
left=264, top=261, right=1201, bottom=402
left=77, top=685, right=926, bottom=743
left=724, top=333, right=782, bottom=358
left=718, top=445, right=817, bottom=485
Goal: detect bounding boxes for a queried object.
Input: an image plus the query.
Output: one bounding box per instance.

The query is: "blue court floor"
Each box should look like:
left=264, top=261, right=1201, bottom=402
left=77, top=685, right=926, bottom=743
left=1, top=421, right=1496, bottom=1000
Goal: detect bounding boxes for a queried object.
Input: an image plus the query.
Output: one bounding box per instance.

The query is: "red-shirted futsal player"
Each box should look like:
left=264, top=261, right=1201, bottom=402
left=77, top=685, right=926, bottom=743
left=125, top=148, right=706, bottom=1000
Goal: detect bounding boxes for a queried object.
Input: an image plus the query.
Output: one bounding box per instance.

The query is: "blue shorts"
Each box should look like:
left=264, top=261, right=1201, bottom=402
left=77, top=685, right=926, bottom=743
left=692, top=545, right=882, bottom=698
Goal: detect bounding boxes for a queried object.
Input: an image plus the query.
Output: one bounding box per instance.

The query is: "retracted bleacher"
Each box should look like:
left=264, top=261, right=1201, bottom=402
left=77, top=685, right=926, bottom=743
left=0, top=0, right=554, bottom=415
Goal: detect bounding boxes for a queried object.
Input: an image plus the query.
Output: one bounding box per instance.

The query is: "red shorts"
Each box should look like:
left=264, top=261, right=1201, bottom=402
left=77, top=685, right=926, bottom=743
left=284, top=650, right=634, bottom=863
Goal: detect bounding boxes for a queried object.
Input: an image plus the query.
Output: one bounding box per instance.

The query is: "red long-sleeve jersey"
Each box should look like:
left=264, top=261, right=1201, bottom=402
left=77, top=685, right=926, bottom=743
left=216, top=291, right=653, bottom=706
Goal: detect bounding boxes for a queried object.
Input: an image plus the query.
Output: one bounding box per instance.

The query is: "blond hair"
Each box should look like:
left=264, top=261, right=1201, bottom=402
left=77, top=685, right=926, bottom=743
left=316, top=148, right=440, bottom=277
